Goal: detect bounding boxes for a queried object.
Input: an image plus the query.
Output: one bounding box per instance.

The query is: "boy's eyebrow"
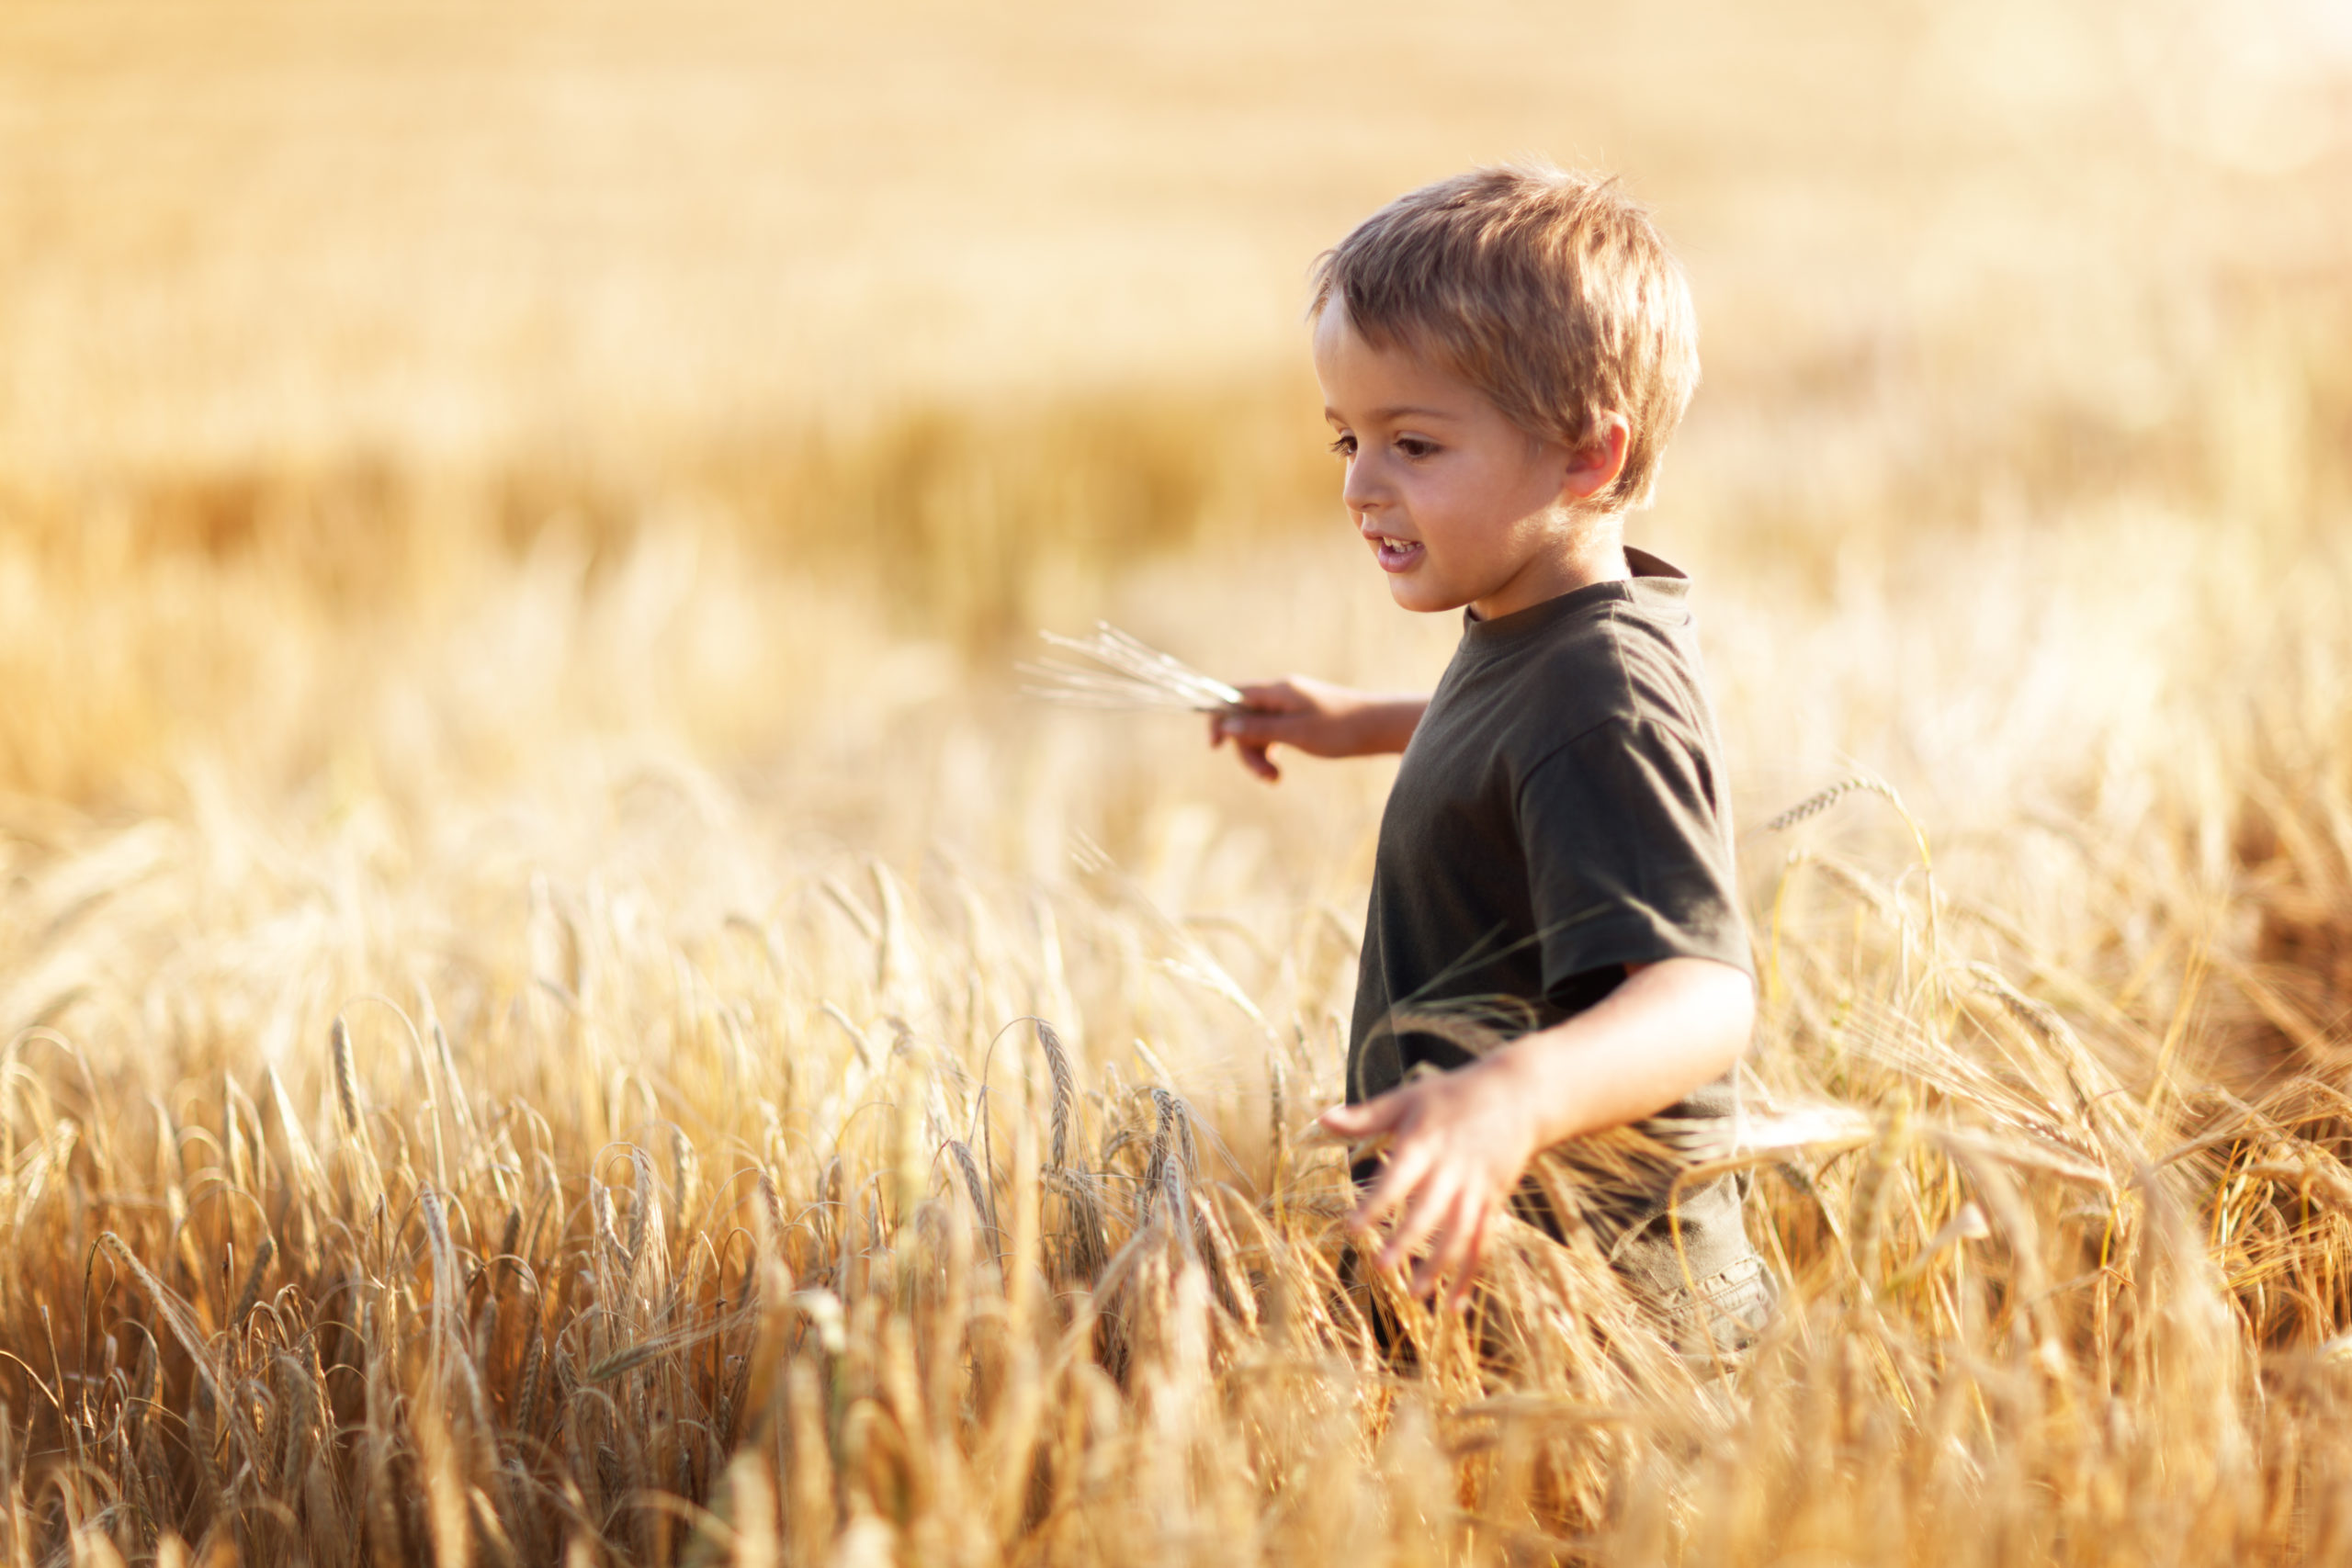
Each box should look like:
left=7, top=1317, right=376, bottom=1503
left=1325, top=404, right=1462, bottom=423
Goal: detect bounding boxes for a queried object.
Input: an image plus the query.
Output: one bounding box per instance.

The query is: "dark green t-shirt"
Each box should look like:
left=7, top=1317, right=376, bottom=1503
left=1347, top=547, right=1758, bottom=1293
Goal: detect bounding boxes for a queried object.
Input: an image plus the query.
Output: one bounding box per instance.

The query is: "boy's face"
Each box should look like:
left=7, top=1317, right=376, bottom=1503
left=1314, top=301, right=1624, bottom=620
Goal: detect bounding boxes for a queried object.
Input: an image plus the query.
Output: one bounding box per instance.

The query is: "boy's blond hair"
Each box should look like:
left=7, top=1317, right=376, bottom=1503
left=1310, top=163, right=1700, bottom=511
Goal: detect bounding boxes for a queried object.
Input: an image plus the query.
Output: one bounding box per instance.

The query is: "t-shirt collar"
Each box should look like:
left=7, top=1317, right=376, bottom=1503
left=1460, top=547, right=1692, bottom=649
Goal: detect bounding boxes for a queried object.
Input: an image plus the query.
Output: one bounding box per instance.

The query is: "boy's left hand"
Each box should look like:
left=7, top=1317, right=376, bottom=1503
left=1317, top=1056, right=1544, bottom=1309
left=1317, top=959, right=1754, bottom=1311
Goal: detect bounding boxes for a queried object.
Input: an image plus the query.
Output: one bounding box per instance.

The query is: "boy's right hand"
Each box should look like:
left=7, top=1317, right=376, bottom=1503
left=1207, top=677, right=1426, bottom=782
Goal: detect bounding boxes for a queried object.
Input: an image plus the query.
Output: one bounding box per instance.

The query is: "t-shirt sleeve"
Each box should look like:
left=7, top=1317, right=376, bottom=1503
left=1516, top=716, right=1752, bottom=996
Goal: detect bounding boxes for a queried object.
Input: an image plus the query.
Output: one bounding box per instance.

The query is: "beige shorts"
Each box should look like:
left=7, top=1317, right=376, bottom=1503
left=1634, top=1250, right=1778, bottom=1365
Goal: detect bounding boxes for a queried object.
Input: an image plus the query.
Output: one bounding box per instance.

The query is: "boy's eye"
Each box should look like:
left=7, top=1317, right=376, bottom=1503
left=1327, top=434, right=1357, bottom=458
left=1396, top=436, right=1439, bottom=459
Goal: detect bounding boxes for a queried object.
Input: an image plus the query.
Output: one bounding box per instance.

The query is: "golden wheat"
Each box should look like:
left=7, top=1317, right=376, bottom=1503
left=2, top=1, right=2350, bottom=1562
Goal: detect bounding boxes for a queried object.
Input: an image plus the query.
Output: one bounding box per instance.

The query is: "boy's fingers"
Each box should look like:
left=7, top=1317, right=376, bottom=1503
left=1301, top=1127, right=1383, bottom=1161
left=1232, top=680, right=1306, bottom=711
left=1444, top=1209, right=1495, bottom=1311
left=1351, top=1143, right=1432, bottom=1234
left=1405, top=1196, right=1459, bottom=1293
left=1317, top=1090, right=1401, bottom=1142
left=1317, top=1100, right=1390, bottom=1138
left=1380, top=1172, right=1458, bottom=1272
left=1395, top=1186, right=1464, bottom=1287
left=1417, top=1202, right=1474, bottom=1292
left=1216, top=712, right=1292, bottom=745
left=1422, top=1190, right=1489, bottom=1300
left=1209, top=715, right=1282, bottom=779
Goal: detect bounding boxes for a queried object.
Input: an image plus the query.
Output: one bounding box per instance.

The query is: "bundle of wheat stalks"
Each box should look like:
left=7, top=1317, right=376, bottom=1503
left=1021, top=624, right=1245, bottom=714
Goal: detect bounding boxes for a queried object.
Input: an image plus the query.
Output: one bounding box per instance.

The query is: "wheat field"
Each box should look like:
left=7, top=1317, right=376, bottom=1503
left=4, top=1, right=2352, bottom=1562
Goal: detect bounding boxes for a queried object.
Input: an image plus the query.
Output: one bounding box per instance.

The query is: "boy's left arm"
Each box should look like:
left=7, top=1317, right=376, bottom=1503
left=1318, top=954, right=1754, bottom=1306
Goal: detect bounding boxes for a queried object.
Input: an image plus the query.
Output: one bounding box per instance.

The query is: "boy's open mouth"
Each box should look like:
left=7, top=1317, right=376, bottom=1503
left=1368, top=533, right=1424, bottom=573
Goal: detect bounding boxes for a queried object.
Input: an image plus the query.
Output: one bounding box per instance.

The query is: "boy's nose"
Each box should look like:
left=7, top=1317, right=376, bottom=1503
left=1340, top=458, right=1385, bottom=514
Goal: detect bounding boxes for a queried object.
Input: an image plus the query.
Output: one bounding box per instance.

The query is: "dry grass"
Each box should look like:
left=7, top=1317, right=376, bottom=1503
left=6, top=499, right=2352, bottom=1564
left=5, top=0, right=2352, bottom=1562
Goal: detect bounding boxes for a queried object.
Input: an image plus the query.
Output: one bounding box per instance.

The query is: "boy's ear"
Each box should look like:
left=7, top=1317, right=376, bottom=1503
left=1560, top=415, right=1631, bottom=503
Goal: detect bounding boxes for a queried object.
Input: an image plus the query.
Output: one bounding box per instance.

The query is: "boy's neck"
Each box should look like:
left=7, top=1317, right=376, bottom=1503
left=1467, top=517, right=1630, bottom=623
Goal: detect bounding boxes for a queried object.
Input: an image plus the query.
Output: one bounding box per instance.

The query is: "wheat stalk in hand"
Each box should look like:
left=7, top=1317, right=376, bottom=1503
left=1020, top=623, right=1242, bottom=713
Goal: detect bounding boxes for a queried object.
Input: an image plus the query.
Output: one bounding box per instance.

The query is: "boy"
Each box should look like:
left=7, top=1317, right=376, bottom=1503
left=1211, top=164, right=1769, bottom=1342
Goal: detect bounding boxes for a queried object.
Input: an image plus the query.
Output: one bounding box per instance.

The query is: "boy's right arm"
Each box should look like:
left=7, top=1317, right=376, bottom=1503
left=1207, top=676, right=1428, bottom=782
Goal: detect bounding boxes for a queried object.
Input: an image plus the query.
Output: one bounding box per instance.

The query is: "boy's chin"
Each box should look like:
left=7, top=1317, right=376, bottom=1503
left=1385, top=576, right=1470, bottom=615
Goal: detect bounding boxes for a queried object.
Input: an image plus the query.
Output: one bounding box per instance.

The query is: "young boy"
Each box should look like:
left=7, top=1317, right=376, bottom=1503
left=1211, top=164, right=1769, bottom=1342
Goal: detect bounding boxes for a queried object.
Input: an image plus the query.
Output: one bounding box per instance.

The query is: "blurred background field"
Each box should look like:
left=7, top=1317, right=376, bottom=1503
left=4, top=1, right=2352, bottom=1563
left=4, top=0, right=2348, bottom=802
